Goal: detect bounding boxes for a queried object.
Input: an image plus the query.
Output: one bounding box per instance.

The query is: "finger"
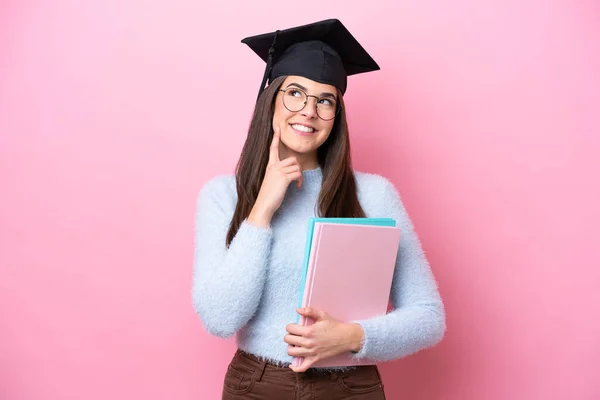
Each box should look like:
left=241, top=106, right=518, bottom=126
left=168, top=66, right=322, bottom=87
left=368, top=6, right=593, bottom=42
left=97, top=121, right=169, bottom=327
left=289, top=357, right=314, bottom=373
left=276, top=157, right=302, bottom=188
left=277, top=156, right=299, bottom=168
left=297, top=307, right=326, bottom=321
left=296, top=169, right=303, bottom=189
left=280, top=165, right=301, bottom=175
left=286, top=171, right=303, bottom=186
left=287, top=344, right=314, bottom=357
left=285, top=323, right=310, bottom=337
left=269, top=127, right=280, bottom=165
left=284, top=333, right=311, bottom=348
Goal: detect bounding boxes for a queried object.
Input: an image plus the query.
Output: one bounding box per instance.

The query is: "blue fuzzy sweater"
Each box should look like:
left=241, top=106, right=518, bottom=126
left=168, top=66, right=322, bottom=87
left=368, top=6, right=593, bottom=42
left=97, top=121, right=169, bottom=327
left=192, top=167, right=445, bottom=367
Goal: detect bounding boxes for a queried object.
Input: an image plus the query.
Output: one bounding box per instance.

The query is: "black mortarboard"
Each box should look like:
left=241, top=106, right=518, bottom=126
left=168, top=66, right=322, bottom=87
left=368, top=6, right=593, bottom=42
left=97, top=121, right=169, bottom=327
left=241, top=19, right=380, bottom=100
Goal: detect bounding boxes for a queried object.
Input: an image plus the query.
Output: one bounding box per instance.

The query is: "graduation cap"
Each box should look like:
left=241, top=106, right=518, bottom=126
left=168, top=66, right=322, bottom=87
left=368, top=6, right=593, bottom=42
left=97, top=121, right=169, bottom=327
left=241, top=19, right=380, bottom=100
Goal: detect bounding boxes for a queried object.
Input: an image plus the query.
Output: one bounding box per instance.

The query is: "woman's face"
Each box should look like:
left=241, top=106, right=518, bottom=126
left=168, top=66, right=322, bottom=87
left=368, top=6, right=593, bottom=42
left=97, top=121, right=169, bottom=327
left=272, top=76, right=338, bottom=162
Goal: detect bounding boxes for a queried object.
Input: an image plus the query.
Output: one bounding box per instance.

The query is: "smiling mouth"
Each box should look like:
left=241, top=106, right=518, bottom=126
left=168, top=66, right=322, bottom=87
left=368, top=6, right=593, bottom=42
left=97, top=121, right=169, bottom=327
left=290, top=123, right=315, bottom=133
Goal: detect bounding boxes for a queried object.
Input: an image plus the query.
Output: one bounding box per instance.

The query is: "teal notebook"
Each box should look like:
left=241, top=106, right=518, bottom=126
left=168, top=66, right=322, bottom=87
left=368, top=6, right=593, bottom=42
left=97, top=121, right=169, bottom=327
left=296, top=217, right=397, bottom=323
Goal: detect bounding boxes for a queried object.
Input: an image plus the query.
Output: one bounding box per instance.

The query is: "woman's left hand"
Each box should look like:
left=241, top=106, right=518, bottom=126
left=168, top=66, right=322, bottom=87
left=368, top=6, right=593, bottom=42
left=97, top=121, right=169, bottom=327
left=284, top=307, right=365, bottom=372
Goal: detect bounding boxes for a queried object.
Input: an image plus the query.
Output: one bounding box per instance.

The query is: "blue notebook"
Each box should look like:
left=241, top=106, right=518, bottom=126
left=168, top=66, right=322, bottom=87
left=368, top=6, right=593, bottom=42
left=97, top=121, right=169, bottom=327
left=296, top=217, right=397, bottom=323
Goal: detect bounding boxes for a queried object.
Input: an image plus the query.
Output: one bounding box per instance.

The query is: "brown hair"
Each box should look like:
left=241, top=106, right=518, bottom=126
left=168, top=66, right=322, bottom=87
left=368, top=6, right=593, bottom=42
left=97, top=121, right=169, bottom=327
left=226, top=76, right=366, bottom=246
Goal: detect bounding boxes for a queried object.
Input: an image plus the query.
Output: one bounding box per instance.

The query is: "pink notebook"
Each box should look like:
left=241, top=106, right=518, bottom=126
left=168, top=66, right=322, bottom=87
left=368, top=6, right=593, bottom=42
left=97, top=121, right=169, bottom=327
left=292, top=222, right=401, bottom=368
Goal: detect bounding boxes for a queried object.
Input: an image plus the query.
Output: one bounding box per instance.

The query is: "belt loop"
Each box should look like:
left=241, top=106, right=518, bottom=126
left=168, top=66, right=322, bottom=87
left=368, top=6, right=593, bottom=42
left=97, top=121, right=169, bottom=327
left=254, top=359, right=267, bottom=382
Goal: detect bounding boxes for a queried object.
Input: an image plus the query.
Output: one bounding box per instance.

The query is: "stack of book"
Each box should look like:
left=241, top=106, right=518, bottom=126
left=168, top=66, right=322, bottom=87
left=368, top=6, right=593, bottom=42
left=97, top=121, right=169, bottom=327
left=292, top=217, right=401, bottom=368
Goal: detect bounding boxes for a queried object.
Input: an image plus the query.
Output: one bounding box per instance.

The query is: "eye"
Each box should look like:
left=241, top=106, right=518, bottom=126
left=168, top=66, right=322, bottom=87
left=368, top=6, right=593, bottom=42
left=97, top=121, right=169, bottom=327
left=319, top=98, right=335, bottom=107
left=288, top=90, right=302, bottom=98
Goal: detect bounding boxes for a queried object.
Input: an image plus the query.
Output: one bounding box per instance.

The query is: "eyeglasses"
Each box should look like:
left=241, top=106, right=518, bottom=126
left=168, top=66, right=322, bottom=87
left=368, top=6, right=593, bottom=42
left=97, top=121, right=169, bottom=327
left=278, top=88, right=341, bottom=121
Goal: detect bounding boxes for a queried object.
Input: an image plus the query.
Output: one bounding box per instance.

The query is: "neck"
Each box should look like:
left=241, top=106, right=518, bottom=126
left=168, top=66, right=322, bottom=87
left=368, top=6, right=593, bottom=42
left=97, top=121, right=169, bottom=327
left=279, top=144, right=319, bottom=170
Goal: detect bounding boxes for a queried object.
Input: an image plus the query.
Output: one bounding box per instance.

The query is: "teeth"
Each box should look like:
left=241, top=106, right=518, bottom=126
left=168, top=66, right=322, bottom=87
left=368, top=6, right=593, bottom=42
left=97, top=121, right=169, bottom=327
left=291, top=124, right=315, bottom=133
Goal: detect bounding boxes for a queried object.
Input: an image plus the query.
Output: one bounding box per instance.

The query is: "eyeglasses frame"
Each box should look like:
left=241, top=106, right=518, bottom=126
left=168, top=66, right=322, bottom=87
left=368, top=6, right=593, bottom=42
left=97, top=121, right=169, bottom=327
left=277, top=88, right=342, bottom=121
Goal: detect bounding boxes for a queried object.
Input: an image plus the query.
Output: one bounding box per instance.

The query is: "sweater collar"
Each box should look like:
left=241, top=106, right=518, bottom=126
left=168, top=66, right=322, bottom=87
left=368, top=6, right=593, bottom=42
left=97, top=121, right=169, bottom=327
left=301, top=166, right=323, bottom=187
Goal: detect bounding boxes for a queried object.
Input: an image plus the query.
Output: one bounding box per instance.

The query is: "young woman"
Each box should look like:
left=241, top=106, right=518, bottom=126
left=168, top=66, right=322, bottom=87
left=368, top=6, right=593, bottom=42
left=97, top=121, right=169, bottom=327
left=192, top=19, right=446, bottom=400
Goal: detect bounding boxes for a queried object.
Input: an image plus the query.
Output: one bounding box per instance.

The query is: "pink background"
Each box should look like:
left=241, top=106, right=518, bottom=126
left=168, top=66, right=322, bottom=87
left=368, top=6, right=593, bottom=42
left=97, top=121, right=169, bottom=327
left=1, top=1, right=599, bottom=399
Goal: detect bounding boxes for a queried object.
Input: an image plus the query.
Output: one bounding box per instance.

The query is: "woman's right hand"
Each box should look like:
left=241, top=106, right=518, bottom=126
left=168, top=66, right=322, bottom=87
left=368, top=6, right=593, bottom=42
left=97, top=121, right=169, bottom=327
left=248, top=127, right=303, bottom=228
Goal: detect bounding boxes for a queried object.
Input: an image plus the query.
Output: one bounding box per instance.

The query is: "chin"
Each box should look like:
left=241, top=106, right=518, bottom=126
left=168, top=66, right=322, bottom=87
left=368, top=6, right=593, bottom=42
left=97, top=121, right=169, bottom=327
left=281, top=132, right=319, bottom=154
left=281, top=138, right=317, bottom=155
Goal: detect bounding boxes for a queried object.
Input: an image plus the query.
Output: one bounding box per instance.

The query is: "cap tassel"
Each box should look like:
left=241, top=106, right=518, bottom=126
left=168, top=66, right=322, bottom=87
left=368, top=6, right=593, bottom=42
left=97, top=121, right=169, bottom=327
left=256, top=30, right=279, bottom=102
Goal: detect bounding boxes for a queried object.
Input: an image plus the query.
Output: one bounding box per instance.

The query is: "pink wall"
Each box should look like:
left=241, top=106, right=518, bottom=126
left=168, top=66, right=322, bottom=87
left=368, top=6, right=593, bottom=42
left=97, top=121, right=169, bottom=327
left=1, top=1, right=599, bottom=399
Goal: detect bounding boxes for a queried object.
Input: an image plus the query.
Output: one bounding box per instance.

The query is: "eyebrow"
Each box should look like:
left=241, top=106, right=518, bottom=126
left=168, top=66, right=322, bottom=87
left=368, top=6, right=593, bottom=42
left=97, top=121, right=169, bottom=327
left=285, top=82, right=337, bottom=99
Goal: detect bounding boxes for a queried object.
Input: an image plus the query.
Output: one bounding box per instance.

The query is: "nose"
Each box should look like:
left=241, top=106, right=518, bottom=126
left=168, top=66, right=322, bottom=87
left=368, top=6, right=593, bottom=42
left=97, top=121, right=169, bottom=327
left=300, top=96, right=319, bottom=119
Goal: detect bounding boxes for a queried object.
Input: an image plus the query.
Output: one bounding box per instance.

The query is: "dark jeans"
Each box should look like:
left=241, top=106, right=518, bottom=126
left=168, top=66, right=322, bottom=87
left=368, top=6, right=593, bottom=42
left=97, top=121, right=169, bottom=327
left=222, top=350, right=386, bottom=399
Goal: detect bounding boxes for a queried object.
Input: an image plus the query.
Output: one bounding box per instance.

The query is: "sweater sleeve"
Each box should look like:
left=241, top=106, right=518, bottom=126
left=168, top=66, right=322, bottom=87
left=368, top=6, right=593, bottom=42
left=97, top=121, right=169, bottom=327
left=351, top=177, right=446, bottom=362
left=191, top=176, right=273, bottom=338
